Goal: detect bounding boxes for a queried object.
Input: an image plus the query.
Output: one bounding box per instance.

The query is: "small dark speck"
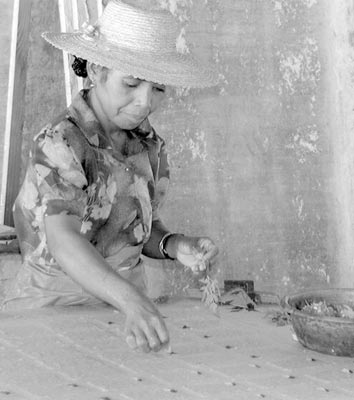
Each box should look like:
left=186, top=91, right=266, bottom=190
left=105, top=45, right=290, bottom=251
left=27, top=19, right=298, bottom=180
left=203, top=335, right=210, bottom=339
left=107, top=321, right=114, bottom=325
left=68, top=383, right=79, bottom=387
left=225, top=345, right=233, bottom=349
left=310, top=358, right=316, bottom=362
left=324, top=388, right=330, bottom=392
left=197, top=371, right=202, bottom=375
left=259, top=394, right=266, bottom=398
left=182, top=325, right=190, bottom=329
left=251, top=355, right=260, bottom=358
left=100, top=397, right=112, bottom=400
left=169, top=389, right=178, bottom=393
left=342, top=368, right=354, bottom=374
left=287, top=375, right=296, bottom=379
left=0, top=392, right=11, bottom=395
left=137, top=378, right=143, bottom=382
left=231, top=382, right=236, bottom=386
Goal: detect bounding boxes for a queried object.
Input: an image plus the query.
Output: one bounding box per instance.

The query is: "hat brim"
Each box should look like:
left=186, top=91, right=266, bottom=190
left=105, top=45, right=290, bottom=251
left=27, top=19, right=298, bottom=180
left=42, top=32, right=218, bottom=88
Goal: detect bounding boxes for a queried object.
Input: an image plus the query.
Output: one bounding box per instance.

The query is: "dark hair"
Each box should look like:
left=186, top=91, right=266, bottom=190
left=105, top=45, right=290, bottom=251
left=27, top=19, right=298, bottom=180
left=71, top=56, right=88, bottom=78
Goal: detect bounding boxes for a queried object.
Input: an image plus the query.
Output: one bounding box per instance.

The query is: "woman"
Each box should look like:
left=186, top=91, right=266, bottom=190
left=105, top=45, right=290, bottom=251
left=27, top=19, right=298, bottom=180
left=2, top=0, right=218, bottom=353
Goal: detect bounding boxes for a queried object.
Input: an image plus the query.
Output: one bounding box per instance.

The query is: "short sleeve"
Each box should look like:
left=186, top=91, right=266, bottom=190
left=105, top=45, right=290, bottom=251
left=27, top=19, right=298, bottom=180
left=32, top=123, right=88, bottom=219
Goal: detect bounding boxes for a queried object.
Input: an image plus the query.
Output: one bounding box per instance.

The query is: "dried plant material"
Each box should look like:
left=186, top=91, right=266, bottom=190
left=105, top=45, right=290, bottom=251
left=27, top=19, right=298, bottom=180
left=266, top=309, right=292, bottom=326
left=200, top=275, right=221, bottom=315
left=179, top=250, right=221, bottom=314
left=302, top=301, right=354, bottom=319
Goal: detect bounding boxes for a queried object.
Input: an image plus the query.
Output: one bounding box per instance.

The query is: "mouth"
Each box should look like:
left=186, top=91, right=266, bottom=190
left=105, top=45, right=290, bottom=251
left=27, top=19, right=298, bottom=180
left=127, top=112, right=147, bottom=119
left=124, top=115, right=148, bottom=128
left=117, top=112, right=147, bottom=129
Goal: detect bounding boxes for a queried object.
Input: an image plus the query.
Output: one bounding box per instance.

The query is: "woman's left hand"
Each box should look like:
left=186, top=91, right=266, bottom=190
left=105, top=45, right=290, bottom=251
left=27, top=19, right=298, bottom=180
left=171, top=235, right=218, bottom=273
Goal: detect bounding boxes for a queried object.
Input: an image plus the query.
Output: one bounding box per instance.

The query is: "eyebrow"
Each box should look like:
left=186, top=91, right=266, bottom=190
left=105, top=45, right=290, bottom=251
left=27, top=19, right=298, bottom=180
left=124, top=76, right=141, bottom=81
left=124, top=76, right=165, bottom=88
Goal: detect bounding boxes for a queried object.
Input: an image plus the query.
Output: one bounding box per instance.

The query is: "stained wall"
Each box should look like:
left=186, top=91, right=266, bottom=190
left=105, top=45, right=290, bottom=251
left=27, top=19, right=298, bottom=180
left=150, top=0, right=351, bottom=295
left=326, top=0, right=354, bottom=290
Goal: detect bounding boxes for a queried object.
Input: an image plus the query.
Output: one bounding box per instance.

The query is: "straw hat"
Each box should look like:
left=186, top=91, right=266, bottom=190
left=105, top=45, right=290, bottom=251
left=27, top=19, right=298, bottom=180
left=42, top=0, right=218, bottom=88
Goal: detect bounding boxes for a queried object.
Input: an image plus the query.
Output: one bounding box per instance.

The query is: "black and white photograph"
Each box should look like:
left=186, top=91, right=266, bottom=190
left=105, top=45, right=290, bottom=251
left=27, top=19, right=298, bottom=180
left=0, top=0, right=353, bottom=399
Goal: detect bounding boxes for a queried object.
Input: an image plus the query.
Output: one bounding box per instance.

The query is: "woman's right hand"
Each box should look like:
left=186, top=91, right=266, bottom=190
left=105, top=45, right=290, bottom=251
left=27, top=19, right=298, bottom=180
left=123, top=289, right=169, bottom=353
left=45, top=214, right=169, bottom=353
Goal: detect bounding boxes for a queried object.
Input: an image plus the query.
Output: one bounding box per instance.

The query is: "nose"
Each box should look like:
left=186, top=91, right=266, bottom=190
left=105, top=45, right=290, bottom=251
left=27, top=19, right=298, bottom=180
left=134, top=82, right=153, bottom=112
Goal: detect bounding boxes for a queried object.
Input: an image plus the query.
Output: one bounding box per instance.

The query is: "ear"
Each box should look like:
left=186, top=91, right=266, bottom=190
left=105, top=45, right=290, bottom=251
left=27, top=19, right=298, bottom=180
left=86, top=62, right=102, bottom=84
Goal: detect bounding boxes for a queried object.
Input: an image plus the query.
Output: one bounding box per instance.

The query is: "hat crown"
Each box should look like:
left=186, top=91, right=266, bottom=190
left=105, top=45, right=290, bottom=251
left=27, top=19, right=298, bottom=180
left=97, top=0, right=179, bottom=53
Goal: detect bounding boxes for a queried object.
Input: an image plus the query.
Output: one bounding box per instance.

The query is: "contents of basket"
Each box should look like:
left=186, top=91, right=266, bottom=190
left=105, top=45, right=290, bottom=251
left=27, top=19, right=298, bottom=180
left=301, top=300, right=354, bottom=319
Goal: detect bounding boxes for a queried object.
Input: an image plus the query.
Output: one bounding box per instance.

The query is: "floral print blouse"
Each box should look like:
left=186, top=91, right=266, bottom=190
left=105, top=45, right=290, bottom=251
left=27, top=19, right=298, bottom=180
left=13, top=90, right=170, bottom=275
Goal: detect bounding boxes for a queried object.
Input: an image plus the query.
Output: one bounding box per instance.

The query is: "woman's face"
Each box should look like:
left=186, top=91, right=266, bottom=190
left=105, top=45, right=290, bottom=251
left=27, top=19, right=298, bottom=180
left=89, top=66, right=166, bottom=131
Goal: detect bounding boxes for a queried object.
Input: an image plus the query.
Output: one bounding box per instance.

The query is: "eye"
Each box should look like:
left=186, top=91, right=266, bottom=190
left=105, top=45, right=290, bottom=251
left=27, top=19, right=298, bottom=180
left=153, top=85, right=166, bottom=93
left=125, top=82, right=139, bottom=88
left=124, top=78, right=141, bottom=88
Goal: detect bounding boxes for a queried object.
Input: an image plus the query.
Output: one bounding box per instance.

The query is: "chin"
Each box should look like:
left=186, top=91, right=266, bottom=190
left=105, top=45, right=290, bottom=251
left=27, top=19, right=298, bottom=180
left=122, top=122, right=140, bottom=130
left=118, top=120, right=142, bottom=130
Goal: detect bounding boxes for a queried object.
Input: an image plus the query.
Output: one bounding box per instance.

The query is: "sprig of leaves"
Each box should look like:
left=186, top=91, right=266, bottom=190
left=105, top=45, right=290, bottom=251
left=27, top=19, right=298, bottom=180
left=181, top=251, right=221, bottom=315
left=200, top=274, right=221, bottom=316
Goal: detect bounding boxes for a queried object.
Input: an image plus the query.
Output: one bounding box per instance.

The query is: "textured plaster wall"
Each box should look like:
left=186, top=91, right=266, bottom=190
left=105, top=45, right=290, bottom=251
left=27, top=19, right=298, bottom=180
left=326, top=0, right=354, bottom=289
left=3, top=0, right=354, bottom=296
left=150, top=0, right=344, bottom=295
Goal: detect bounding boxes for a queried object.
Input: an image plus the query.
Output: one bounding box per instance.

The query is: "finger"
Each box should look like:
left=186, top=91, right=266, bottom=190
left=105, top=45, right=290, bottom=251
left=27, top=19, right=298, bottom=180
left=191, top=262, right=202, bottom=274
left=197, top=237, right=214, bottom=251
left=199, top=240, right=218, bottom=262
left=207, top=250, right=218, bottom=265
left=197, top=238, right=216, bottom=253
left=143, top=326, right=163, bottom=352
left=133, top=328, right=151, bottom=353
left=197, top=259, right=207, bottom=271
left=125, top=333, right=138, bottom=350
left=207, top=256, right=218, bottom=271
left=151, top=316, right=170, bottom=348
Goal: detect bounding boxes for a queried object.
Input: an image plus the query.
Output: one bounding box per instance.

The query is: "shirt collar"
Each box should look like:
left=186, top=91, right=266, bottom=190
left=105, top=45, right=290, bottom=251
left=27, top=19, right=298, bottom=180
left=67, top=90, right=155, bottom=149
